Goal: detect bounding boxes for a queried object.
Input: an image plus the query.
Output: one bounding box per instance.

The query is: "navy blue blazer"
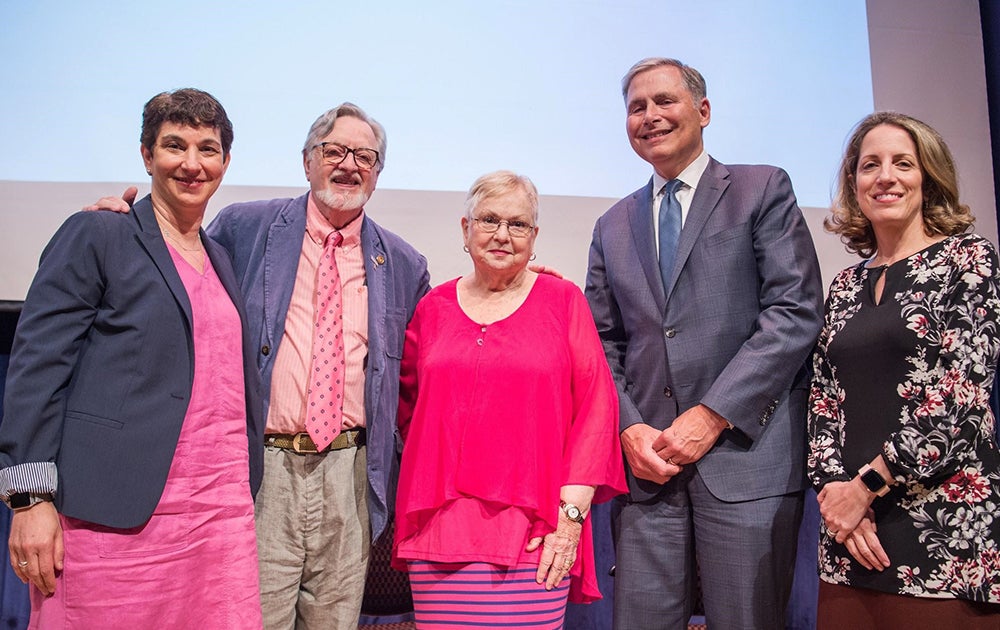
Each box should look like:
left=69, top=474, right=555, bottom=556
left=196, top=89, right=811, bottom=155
left=0, top=196, right=264, bottom=529
left=207, top=193, right=430, bottom=542
left=586, top=159, right=824, bottom=502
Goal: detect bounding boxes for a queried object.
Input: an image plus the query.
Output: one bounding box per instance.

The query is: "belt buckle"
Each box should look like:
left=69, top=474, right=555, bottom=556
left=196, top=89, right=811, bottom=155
left=291, top=433, right=309, bottom=453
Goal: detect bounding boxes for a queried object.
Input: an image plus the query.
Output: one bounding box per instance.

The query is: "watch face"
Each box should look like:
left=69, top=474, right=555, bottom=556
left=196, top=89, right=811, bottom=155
left=861, top=468, right=886, bottom=492
left=9, top=493, right=31, bottom=509
left=566, top=505, right=581, bottom=519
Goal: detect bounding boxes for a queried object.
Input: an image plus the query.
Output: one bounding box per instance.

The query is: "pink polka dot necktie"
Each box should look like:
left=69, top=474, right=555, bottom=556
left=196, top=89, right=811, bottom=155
left=306, top=230, right=345, bottom=451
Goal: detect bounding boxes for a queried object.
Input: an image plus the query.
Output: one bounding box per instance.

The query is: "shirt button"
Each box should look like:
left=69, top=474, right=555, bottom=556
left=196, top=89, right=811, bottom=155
left=476, top=338, right=484, bottom=346
left=664, top=328, right=676, bottom=338
left=261, top=345, right=271, bottom=356
left=663, top=387, right=673, bottom=398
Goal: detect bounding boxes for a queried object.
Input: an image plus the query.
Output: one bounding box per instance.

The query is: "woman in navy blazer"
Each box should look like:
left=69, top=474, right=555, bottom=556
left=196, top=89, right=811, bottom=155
left=0, top=89, right=264, bottom=628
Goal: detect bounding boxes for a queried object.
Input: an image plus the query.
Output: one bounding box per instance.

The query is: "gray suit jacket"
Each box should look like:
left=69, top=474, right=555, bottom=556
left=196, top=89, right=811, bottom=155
left=585, top=159, right=823, bottom=502
left=207, top=194, right=430, bottom=541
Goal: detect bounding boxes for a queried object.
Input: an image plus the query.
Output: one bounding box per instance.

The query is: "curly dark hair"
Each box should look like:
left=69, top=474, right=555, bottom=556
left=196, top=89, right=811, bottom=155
left=140, top=88, right=233, bottom=158
left=826, top=112, right=973, bottom=258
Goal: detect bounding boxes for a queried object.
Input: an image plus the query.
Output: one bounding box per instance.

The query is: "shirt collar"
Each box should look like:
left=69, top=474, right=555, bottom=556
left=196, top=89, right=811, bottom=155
left=652, top=150, right=710, bottom=196
left=305, top=194, right=364, bottom=248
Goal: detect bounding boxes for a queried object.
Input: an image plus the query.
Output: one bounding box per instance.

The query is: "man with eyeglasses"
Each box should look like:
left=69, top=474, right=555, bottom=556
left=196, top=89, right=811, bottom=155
left=87, top=102, right=429, bottom=629
left=215, top=103, right=429, bottom=629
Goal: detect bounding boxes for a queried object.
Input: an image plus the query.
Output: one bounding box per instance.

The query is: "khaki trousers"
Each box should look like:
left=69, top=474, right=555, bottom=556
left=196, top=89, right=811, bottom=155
left=255, top=444, right=371, bottom=630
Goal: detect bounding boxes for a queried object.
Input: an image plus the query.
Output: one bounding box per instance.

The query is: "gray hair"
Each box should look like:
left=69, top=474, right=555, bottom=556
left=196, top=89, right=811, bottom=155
left=302, top=102, right=387, bottom=172
left=464, top=170, right=539, bottom=223
left=621, top=57, right=707, bottom=102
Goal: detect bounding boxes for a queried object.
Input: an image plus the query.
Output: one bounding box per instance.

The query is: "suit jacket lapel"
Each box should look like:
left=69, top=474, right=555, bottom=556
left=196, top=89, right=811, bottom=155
left=627, top=180, right=667, bottom=309
left=131, top=196, right=193, bottom=327
left=263, top=197, right=307, bottom=346
left=665, top=159, right=731, bottom=300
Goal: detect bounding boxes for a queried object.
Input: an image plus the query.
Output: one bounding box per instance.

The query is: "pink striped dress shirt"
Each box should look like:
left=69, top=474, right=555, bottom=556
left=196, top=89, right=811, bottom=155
left=265, top=195, right=369, bottom=434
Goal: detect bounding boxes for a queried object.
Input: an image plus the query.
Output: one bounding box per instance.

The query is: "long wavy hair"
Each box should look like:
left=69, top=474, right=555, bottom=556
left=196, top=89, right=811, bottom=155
left=826, top=112, right=973, bottom=258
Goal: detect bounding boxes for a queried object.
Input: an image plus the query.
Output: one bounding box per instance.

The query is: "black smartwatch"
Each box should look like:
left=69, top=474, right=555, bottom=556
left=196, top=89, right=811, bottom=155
left=858, top=464, right=889, bottom=497
left=6, top=492, right=51, bottom=511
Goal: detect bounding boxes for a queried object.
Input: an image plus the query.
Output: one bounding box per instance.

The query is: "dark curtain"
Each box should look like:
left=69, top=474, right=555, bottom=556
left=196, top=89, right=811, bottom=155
left=0, top=305, right=29, bottom=629
left=983, top=0, right=1000, bottom=238
left=980, top=0, right=1000, bottom=446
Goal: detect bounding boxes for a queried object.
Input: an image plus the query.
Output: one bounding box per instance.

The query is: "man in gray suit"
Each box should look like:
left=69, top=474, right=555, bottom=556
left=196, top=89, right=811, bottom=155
left=585, top=58, right=823, bottom=628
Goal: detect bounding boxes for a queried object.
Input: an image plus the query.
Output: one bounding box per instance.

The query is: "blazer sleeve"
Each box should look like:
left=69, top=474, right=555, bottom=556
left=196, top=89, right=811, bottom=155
left=699, top=168, right=824, bottom=439
left=585, top=217, right=647, bottom=434
left=0, top=213, right=110, bottom=471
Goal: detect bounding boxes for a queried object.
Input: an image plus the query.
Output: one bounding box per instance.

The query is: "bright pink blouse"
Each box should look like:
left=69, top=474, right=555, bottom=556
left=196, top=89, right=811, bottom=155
left=393, top=274, right=627, bottom=603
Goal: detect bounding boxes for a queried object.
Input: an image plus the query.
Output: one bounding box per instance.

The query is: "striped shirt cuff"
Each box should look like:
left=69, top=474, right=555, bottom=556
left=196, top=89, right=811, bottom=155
left=0, top=462, right=58, bottom=498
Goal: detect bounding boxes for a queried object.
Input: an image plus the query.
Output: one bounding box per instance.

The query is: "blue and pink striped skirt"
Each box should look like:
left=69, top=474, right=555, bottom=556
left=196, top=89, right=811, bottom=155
left=407, top=560, right=570, bottom=628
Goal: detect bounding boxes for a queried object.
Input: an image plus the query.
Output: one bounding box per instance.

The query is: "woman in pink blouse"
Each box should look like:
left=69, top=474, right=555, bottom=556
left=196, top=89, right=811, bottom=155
left=393, top=170, right=626, bottom=628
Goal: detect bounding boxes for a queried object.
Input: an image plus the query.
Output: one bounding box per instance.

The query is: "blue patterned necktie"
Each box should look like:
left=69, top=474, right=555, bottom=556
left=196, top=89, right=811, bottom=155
left=658, top=179, right=683, bottom=295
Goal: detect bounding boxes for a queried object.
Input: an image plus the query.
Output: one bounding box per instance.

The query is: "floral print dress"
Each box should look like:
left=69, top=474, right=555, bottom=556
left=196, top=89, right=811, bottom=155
left=808, top=233, right=1000, bottom=603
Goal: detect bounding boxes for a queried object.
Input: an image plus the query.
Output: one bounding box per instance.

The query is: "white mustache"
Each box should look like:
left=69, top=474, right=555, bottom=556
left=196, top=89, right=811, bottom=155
left=329, top=169, right=362, bottom=185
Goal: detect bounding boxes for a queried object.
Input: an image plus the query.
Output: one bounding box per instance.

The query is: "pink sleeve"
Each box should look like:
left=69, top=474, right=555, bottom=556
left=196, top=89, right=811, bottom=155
left=562, top=287, right=628, bottom=504
left=397, top=305, right=421, bottom=442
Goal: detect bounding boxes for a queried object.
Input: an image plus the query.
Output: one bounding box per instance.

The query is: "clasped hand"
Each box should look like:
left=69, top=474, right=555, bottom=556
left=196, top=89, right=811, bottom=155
left=817, top=479, right=871, bottom=543
left=621, top=405, right=728, bottom=484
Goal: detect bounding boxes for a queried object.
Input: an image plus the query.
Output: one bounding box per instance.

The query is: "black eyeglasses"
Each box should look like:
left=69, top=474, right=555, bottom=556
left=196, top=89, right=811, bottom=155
left=311, top=142, right=380, bottom=170
left=472, top=216, right=536, bottom=238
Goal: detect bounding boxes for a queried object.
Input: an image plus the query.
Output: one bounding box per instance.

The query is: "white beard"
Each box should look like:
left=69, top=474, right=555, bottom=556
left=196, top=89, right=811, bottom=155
left=313, top=186, right=369, bottom=213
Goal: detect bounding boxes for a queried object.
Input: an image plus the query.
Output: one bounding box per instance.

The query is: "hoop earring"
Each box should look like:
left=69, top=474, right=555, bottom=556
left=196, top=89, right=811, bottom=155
left=463, top=245, right=470, bottom=253
left=529, top=253, right=537, bottom=261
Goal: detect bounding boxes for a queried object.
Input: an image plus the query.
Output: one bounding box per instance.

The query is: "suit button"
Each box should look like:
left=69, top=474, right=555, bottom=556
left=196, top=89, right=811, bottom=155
left=261, top=345, right=271, bottom=356
left=664, top=328, right=676, bottom=338
left=663, top=387, right=673, bottom=398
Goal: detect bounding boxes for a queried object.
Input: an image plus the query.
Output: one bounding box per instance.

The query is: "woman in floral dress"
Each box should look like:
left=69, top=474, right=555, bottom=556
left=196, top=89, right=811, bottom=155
left=808, top=112, right=1000, bottom=628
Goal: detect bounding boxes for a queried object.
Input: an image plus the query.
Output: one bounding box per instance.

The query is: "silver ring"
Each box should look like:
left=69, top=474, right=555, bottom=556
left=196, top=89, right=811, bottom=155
left=666, top=457, right=677, bottom=465
left=17, top=560, right=28, bottom=568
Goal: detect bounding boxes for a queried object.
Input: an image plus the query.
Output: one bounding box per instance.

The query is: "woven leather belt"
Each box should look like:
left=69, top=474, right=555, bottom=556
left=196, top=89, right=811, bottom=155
left=264, top=429, right=365, bottom=454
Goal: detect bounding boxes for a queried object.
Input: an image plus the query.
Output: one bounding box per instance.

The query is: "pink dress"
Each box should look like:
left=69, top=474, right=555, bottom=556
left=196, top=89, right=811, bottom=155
left=31, top=246, right=263, bottom=629
left=393, top=275, right=627, bottom=603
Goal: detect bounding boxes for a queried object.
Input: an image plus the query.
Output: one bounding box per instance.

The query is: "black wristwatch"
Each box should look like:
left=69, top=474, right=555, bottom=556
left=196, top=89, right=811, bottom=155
left=6, top=492, right=51, bottom=511
left=858, top=464, right=889, bottom=497
left=560, top=501, right=586, bottom=524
